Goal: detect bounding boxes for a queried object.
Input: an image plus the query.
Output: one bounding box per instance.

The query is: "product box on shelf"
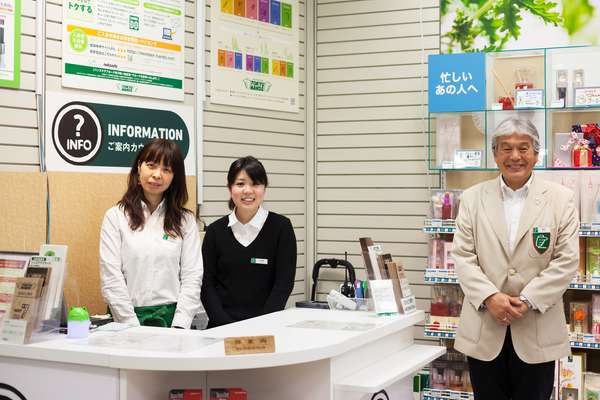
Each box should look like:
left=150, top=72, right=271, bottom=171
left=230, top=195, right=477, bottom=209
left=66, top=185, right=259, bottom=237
left=429, top=285, right=462, bottom=331
left=429, top=238, right=455, bottom=270
left=559, top=353, right=586, bottom=400
left=430, top=190, right=461, bottom=220
left=585, top=372, right=600, bottom=399
left=580, top=172, right=600, bottom=224
left=169, top=389, right=203, bottom=400
left=209, top=388, right=247, bottom=400
left=570, top=302, right=591, bottom=334
left=536, top=170, right=581, bottom=217
left=587, top=238, right=600, bottom=282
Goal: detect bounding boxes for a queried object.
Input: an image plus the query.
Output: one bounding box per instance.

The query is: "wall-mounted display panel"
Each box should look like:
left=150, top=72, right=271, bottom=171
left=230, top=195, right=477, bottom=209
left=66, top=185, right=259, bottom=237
left=0, top=0, right=20, bottom=88
left=61, top=0, right=185, bottom=100
left=210, top=0, right=299, bottom=112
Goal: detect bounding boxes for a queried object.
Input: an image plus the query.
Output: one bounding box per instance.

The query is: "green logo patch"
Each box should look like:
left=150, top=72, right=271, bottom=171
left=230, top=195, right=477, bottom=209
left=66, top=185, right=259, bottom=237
left=243, top=78, right=272, bottom=92
left=533, top=227, right=551, bottom=254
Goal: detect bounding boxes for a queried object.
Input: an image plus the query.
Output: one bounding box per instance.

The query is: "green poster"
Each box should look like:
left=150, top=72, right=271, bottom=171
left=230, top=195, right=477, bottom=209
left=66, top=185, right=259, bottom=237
left=0, top=0, right=21, bottom=88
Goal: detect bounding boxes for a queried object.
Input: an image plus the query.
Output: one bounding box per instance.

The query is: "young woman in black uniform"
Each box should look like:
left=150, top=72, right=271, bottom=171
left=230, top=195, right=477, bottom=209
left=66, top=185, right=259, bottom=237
left=201, top=156, right=297, bottom=328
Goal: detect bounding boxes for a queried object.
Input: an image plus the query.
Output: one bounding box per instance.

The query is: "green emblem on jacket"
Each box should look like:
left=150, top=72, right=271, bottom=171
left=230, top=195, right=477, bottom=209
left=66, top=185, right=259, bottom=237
left=533, top=227, right=550, bottom=254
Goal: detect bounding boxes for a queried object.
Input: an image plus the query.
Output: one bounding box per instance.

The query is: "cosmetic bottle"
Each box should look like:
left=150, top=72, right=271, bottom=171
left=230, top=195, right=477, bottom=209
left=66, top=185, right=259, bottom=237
left=431, top=194, right=443, bottom=219
left=441, top=192, right=452, bottom=220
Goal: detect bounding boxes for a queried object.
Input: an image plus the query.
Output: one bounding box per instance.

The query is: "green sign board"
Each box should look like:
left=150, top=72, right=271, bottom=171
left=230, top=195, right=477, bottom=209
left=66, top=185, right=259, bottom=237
left=51, top=101, right=190, bottom=167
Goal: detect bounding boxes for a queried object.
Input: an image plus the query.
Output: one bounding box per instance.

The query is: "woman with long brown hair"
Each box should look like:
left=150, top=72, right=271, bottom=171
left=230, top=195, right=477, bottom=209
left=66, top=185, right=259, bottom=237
left=100, top=139, right=202, bottom=328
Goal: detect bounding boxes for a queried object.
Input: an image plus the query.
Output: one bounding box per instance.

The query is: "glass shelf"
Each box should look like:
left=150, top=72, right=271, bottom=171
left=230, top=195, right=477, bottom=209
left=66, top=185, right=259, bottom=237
left=428, top=45, right=600, bottom=171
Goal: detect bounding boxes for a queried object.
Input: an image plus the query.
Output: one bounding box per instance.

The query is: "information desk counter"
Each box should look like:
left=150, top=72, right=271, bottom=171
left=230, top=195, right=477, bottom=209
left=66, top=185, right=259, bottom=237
left=0, top=308, right=444, bottom=400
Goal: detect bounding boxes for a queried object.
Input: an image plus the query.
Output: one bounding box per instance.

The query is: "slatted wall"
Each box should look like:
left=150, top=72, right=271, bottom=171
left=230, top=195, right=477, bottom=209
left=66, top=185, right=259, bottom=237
left=0, top=0, right=38, bottom=171
left=315, top=0, right=440, bottom=342
left=200, top=0, right=307, bottom=306
left=1, top=0, right=307, bottom=305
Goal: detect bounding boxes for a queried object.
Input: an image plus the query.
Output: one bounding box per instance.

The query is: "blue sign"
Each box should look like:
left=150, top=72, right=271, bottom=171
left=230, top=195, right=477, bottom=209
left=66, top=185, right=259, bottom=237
left=428, top=52, right=486, bottom=112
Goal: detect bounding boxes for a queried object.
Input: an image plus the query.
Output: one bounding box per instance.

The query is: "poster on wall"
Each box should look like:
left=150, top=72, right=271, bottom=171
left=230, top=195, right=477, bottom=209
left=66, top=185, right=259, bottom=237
left=61, top=0, right=185, bottom=100
left=440, top=1, right=600, bottom=53
left=44, top=91, right=195, bottom=173
left=210, top=0, right=299, bottom=113
left=0, top=0, right=20, bottom=88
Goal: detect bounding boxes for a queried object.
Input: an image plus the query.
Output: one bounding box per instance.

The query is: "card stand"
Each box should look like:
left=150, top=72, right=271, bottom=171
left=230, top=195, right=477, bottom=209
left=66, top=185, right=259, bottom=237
left=423, top=388, right=474, bottom=400
left=1, top=284, right=63, bottom=344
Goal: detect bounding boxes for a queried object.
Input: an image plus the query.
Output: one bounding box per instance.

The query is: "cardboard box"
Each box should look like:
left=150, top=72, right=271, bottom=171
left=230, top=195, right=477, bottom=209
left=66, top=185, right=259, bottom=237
left=169, top=389, right=202, bottom=400
left=14, top=277, right=43, bottom=298
left=209, top=388, right=247, bottom=400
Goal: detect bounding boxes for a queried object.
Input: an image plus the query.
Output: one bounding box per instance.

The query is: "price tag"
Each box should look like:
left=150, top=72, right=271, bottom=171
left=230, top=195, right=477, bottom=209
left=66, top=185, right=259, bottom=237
left=454, top=150, right=482, bottom=168
left=400, top=295, right=417, bottom=314
left=0, top=319, right=27, bottom=344
left=224, top=335, right=275, bottom=355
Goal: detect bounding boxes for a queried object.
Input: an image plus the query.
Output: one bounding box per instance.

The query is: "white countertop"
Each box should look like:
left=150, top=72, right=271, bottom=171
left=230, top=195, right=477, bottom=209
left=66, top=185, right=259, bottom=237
left=0, top=308, right=424, bottom=371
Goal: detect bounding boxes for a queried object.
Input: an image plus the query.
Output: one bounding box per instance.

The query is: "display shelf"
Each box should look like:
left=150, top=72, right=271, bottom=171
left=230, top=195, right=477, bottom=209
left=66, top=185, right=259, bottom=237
left=334, top=344, right=446, bottom=393
left=569, top=332, right=600, bottom=349
left=580, top=223, right=600, bottom=237
left=424, top=328, right=456, bottom=339
left=423, top=219, right=456, bottom=234
left=568, top=281, right=600, bottom=290
left=422, top=388, right=474, bottom=400
left=425, top=269, right=458, bottom=284
left=428, top=45, right=600, bottom=171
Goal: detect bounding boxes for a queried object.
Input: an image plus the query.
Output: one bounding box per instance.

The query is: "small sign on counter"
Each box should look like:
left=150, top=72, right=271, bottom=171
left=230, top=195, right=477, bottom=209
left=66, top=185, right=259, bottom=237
left=224, top=335, right=275, bottom=355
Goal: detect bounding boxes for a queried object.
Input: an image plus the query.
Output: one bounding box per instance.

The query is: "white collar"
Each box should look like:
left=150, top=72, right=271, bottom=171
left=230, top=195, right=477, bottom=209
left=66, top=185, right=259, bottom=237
left=141, top=198, right=165, bottom=214
left=500, top=173, right=533, bottom=198
left=228, top=206, right=268, bottom=228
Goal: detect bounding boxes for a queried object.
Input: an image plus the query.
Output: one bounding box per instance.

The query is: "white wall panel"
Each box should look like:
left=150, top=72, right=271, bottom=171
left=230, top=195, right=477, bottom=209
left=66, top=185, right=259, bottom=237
left=315, top=1, right=439, bottom=343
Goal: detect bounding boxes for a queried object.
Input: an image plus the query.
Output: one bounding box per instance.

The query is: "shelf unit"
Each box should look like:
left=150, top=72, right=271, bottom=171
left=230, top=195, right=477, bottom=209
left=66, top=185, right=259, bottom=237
left=425, top=45, right=600, bottom=399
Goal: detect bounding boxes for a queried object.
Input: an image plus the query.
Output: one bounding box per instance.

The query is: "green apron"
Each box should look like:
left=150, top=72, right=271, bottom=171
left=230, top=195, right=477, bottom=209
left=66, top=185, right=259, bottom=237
left=134, top=303, right=177, bottom=327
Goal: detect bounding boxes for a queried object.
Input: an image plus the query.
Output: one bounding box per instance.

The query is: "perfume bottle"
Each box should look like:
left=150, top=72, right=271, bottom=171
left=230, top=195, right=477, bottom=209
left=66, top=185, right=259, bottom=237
left=448, top=368, right=464, bottom=392
left=556, top=69, right=567, bottom=105
left=441, top=192, right=452, bottom=219
left=574, top=69, right=585, bottom=89
left=431, top=194, right=443, bottom=219
left=430, top=287, right=449, bottom=317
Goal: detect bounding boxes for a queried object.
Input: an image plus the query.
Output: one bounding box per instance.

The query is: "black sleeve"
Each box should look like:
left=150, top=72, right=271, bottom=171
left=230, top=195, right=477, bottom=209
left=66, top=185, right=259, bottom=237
left=262, top=217, right=297, bottom=314
left=201, top=223, right=235, bottom=326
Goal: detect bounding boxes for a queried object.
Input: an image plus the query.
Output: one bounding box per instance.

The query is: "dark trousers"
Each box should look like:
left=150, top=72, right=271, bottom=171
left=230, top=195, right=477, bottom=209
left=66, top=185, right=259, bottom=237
left=467, top=328, right=555, bottom=400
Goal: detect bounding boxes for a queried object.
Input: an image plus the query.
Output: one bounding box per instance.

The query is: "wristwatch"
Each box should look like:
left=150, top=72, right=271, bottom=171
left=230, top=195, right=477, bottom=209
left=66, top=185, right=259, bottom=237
left=519, top=295, right=533, bottom=310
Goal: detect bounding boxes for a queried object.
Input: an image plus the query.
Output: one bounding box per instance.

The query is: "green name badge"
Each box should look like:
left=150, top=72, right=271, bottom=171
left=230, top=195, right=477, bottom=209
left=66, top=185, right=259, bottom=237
left=533, top=227, right=551, bottom=254
left=251, top=258, right=268, bottom=265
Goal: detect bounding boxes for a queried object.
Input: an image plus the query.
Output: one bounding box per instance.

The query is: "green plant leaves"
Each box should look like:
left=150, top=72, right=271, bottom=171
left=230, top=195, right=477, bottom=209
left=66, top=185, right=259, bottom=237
left=562, top=0, right=595, bottom=35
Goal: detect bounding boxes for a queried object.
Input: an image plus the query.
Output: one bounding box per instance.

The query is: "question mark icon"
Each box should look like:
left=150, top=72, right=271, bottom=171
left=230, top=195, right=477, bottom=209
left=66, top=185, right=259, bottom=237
left=73, top=114, right=84, bottom=137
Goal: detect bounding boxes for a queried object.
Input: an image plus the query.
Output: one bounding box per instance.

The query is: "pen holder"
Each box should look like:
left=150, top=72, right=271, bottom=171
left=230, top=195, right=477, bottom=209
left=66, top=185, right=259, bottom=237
left=67, top=306, right=90, bottom=339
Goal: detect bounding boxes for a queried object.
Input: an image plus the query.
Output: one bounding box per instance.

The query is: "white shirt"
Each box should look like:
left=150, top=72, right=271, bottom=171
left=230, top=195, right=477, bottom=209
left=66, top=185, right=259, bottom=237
left=228, top=206, right=269, bottom=247
left=500, top=174, right=534, bottom=254
left=99, top=201, right=203, bottom=328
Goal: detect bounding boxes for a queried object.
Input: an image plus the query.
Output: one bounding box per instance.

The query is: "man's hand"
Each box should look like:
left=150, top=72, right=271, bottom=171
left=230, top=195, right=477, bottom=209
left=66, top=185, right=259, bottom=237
left=509, top=296, right=530, bottom=316
left=484, top=293, right=524, bottom=326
